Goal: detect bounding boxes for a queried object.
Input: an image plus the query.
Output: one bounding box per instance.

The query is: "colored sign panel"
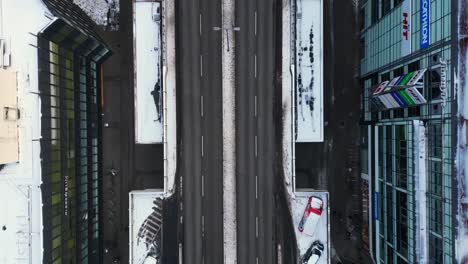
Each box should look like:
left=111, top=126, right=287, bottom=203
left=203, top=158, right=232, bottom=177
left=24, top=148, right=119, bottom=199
left=378, top=95, right=393, bottom=109
left=388, top=76, right=402, bottom=87
left=373, top=80, right=389, bottom=95
left=374, top=192, right=378, bottom=220
left=407, top=69, right=426, bottom=86
left=420, top=0, right=430, bottom=48
left=391, top=92, right=407, bottom=107
left=398, top=90, right=416, bottom=106
left=383, top=94, right=400, bottom=108
left=406, top=87, right=427, bottom=104
left=401, top=0, right=412, bottom=56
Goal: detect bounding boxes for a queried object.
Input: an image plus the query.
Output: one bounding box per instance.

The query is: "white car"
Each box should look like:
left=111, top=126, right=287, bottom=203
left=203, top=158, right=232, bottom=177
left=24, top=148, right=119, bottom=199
left=298, top=196, right=324, bottom=236
left=302, top=241, right=324, bottom=264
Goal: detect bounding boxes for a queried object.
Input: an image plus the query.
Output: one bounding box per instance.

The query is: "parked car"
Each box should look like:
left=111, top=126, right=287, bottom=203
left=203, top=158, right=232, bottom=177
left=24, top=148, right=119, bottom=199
left=302, top=240, right=324, bottom=264
left=298, top=196, right=323, bottom=236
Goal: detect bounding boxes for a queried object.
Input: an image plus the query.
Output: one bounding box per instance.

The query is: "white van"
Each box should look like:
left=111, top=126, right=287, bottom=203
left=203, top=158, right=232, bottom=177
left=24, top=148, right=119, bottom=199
left=298, top=196, right=324, bottom=236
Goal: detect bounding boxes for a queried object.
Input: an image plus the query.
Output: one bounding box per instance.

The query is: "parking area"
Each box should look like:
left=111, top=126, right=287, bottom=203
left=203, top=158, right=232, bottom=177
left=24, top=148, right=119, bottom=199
left=292, top=191, right=330, bottom=264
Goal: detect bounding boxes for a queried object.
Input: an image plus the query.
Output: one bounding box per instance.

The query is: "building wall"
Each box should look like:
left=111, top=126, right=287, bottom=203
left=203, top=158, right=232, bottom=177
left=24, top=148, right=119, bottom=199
left=0, top=0, right=54, bottom=263
left=360, top=0, right=458, bottom=263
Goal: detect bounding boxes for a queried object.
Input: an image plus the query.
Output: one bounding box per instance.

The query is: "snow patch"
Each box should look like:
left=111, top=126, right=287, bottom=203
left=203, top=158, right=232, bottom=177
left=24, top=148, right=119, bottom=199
left=222, top=0, right=237, bottom=262
left=134, top=2, right=163, bottom=144
left=295, top=0, right=324, bottom=142
left=282, top=0, right=293, bottom=194
left=456, top=36, right=468, bottom=263
left=163, top=0, right=178, bottom=194
left=73, top=0, right=119, bottom=27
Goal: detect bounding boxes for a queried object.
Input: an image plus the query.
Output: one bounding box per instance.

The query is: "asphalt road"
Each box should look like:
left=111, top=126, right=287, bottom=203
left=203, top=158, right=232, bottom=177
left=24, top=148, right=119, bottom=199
left=236, top=0, right=278, bottom=263
left=176, top=0, right=224, bottom=263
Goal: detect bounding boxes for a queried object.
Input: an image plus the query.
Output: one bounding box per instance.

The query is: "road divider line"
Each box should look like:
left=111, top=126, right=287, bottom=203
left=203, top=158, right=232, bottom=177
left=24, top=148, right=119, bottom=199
left=256, top=217, right=258, bottom=238
left=254, top=96, right=257, bottom=117
left=202, top=215, right=205, bottom=237
left=255, top=135, right=258, bottom=157
left=201, top=135, right=204, bottom=157
left=254, top=54, right=257, bottom=78
left=202, top=174, right=204, bottom=197
left=255, top=11, right=257, bottom=36
left=200, top=54, right=203, bottom=77
left=179, top=243, right=183, bottom=264
left=255, top=175, right=258, bottom=199
left=201, top=95, right=204, bottom=117
left=199, top=13, right=202, bottom=35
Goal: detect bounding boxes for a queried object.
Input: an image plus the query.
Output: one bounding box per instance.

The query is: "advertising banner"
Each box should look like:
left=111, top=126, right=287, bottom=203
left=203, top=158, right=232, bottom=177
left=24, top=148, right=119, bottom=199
left=401, top=0, right=412, bottom=56
left=420, top=0, right=430, bottom=49
left=406, top=87, right=427, bottom=104
left=373, top=81, right=389, bottom=95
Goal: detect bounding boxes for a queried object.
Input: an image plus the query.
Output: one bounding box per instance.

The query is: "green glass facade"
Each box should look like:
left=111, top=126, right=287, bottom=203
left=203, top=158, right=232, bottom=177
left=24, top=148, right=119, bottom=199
left=38, top=12, right=111, bottom=264
left=359, top=0, right=458, bottom=263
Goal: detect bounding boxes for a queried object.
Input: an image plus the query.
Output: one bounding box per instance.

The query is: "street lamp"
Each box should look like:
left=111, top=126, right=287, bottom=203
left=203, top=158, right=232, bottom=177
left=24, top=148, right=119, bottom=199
left=213, top=25, right=240, bottom=52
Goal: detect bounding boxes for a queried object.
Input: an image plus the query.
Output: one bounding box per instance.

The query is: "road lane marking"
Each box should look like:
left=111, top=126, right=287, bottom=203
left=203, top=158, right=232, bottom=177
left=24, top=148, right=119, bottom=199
left=254, top=96, right=257, bottom=117
left=201, top=95, right=204, bottom=117
left=255, top=11, right=257, bottom=36
left=201, top=135, right=204, bottom=157
left=200, top=13, right=202, bottom=35
left=256, top=216, right=258, bottom=238
left=202, top=215, right=205, bottom=237
left=202, top=174, right=204, bottom=197
left=255, top=135, right=258, bottom=157
left=254, top=54, right=257, bottom=78
left=200, top=54, right=203, bottom=76
left=179, top=243, right=183, bottom=264
left=277, top=244, right=282, bottom=264
left=255, top=175, right=258, bottom=199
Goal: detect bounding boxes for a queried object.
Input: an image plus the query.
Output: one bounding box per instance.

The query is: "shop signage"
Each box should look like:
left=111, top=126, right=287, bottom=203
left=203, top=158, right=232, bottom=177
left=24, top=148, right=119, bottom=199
left=401, top=0, right=412, bottom=56
left=439, top=59, right=447, bottom=108
left=372, top=69, right=427, bottom=110
left=420, top=0, right=430, bottom=48
left=374, top=192, right=378, bottom=220
left=372, top=80, right=389, bottom=95
left=406, top=87, right=427, bottom=104
left=64, top=175, right=69, bottom=216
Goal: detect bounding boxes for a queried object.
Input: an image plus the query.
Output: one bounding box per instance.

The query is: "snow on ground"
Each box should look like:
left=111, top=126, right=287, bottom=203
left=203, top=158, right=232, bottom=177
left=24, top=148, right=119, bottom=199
left=0, top=0, right=52, bottom=262
left=456, top=34, right=468, bottom=262
left=73, top=0, right=119, bottom=27
left=134, top=2, right=163, bottom=144
left=163, top=0, right=178, bottom=194
left=282, top=0, right=294, bottom=194
left=295, top=0, right=323, bottom=142
left=292, top=192, right=330, bottom=264
left=129, top=190, right=164, bottom=264
left=413, top=121, right=428, bottom=262
left=222, top=0, right=237, bottom=262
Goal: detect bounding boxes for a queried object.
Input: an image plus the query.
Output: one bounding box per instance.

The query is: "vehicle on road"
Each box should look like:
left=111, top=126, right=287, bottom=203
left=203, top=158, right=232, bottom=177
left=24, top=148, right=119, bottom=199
left=302, top=240, right=324, bottom=264
left=298, top=196, right=323, bottom=236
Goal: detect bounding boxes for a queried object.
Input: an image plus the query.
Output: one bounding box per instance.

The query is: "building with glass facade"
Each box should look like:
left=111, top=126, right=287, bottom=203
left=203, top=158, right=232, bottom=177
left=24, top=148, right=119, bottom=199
left=359, top=0, right=460, bottom=263
left=38, top=1, right=111, bottom=263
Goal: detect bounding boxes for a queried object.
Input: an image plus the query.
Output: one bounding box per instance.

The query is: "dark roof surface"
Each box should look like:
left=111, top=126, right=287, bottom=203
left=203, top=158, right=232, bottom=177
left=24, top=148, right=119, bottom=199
left=41, top=0, right=107, bottom=46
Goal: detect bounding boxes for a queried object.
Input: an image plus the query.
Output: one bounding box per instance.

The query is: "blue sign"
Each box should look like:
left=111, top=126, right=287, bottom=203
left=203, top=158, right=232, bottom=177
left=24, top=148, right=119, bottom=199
left=420, top=0, right=430, bottom=48
left=374, top=192, right=378, bottom=220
